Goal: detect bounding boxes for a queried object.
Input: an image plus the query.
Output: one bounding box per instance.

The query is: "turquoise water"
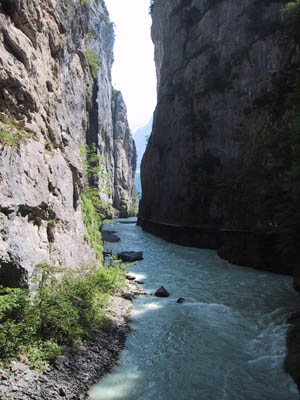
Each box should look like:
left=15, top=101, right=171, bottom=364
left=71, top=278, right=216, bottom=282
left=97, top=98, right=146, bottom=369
left=89, top=219, right=299, bottom=400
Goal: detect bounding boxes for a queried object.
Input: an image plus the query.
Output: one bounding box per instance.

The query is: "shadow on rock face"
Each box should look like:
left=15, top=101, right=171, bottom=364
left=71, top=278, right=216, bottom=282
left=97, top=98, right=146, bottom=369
left=0, top=261, right=28, bottom=288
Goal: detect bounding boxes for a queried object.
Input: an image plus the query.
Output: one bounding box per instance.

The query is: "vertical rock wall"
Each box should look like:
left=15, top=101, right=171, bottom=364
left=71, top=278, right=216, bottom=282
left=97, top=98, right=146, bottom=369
left=112, top=90, right=137, bottom=217
left=140, top=0, right=299, bottom=230
left=0, top=0, right=136, bottom=285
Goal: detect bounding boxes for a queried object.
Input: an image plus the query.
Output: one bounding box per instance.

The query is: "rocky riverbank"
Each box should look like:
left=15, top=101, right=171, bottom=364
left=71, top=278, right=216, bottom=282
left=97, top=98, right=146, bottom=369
left=0, top=280, right=145, bottom=400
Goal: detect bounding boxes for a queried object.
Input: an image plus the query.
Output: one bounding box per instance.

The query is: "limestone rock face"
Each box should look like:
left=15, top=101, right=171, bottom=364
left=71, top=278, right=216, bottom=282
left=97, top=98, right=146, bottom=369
left=140, top=0, right=299, bottom=228
left=112, top=91, right=137, bottom=217
left=0, top=0, right=136, bottom=284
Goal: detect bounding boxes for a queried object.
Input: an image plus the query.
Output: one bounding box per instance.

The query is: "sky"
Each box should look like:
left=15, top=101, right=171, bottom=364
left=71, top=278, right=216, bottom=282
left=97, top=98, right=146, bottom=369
left=104, top=0, right=157, bottom=132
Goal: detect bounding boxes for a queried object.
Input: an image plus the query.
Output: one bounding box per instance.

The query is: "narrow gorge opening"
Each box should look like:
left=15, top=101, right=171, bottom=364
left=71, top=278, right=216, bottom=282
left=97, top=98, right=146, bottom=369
left=1, top=0, right=300, bottom=399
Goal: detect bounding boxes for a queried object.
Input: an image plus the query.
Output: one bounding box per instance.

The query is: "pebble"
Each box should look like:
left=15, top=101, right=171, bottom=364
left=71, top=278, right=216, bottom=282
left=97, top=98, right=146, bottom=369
left=59, top=387, right=66, bottom=396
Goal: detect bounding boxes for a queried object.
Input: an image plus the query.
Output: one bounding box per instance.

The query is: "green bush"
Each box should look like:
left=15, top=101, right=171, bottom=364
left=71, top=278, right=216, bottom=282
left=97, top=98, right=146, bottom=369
left=0, top=287, right=33, bottom=359
left=0, top=263, right=126, bottom=367
left=85, top=47, right=99, bottom=78
left=79, top=143, right=113, bottom=259
left=0, top=118, right=34, bottom=146
left=79, top=143, right=111, bottom=193
left=80, top=0, right=90, bottom=6
left=128, top=187, right=139, bottom=217
left=81, top=193, right=104, bottom=262
left=283, top=0, right=300, bottom=15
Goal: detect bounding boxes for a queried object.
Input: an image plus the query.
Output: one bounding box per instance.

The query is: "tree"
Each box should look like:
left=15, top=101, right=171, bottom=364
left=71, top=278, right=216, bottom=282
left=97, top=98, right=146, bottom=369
left=149, top=0, right=156, bottom=14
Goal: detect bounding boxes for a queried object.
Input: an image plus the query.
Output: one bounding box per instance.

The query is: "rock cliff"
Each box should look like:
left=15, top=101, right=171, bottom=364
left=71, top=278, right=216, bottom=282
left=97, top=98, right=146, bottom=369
left=0, top=0, right=136, bottom=286
left=111, top=90, right=137, bottom=217
left=139, top=0, right=300, bottom=270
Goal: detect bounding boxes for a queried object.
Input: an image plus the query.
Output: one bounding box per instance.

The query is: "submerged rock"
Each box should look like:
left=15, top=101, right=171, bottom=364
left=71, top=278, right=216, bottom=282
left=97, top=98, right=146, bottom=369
left=102, top=230, right=121, bottom=243
left=176, top=297, right=185, bottom=304
left=154, top=286, right=170, bottom=298
left=117, top=251, right=143, bottom=262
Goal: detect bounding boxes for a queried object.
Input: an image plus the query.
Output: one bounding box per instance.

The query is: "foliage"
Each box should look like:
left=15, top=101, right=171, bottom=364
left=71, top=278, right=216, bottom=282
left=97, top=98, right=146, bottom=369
left=102, top=13, right=115, bottom=31
left=81, top=193, right=104, bottom=262
left=79, top=144, right=108, bottom=187
left=79, top=143, right=112, bottom=215
left=149, top=0, right=156, bottom=14
left=79, top=144, right=113, bottom=259
left=80, top=0, right=90, bottom=6
left=128, top=187, right=139, bottom=217
left=0, top=263, right=126, bottom=367
left=85, top=47, right=99, bottom=79
left=86, top=32, right=96, bottom=42
left=0, top=118, right=34, bottom=146
left=283, top=0, right=300, bottom=15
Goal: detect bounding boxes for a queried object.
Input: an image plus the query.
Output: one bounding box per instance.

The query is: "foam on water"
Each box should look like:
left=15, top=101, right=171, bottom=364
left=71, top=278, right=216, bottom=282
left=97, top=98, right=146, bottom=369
left=88, top=220, right=299, bottom=400
left=88, top=368, right=143, bottom=400
left=132, top=301, right=163, bottom=317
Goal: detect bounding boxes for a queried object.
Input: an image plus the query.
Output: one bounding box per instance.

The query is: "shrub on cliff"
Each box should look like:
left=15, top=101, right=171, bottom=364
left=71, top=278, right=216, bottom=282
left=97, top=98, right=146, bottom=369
left=149, top=0, right=156, bottom=14
left=81, top=193, right=104, bottom=262
left=85, top=47, right=99, bottom=78
left=283, top=0, right=300, bottom=16
left=0, top=117, right=34, bottom=146
left=80, top=0, right=91, bottom=6
left=128, top=187, right=139, bottom=217
left=0, top=263, right=126, bottom=368
left=79, top=143, right=113, bottom=260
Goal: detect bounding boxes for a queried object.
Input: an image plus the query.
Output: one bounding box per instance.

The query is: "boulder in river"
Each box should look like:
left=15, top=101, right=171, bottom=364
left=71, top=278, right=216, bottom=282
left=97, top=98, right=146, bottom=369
left=102, top=230, right=121, bottom=243
left=117, top=251, right=143, bottom=262
left=154, top=286, right=170, bottom=297
left=176, top=297, right=185, bottom=304
left=125, top=274, right=136, bottom=281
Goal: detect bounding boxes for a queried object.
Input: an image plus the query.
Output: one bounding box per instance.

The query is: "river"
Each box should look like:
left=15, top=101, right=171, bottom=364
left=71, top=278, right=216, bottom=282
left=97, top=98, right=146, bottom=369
left=89, top=218, right=299, bottom=400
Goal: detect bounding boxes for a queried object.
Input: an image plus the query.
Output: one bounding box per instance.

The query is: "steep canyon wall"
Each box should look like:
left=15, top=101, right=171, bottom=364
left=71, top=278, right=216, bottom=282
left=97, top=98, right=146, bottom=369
left=0, top=0, right=136, bottom=285
left=140, top=0, right=300, bottom=273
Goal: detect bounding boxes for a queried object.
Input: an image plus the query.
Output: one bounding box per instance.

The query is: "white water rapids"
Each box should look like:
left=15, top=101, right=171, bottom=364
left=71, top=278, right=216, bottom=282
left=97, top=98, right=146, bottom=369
left=89, top=218, right=299, bottom=400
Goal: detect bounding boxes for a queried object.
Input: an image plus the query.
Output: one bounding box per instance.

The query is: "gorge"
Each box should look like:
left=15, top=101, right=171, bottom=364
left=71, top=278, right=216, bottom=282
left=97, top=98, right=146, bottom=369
left=138, top=0, right=300, bottom=393
left=1, top=0, right=300, bottom=399
left=0, top=0, right=136, bottom=285
left=139, top=0, right=300, bottom=275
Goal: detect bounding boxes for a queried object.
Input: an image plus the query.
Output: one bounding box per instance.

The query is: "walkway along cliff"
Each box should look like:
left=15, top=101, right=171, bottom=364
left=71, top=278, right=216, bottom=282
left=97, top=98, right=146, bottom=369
left=0, top=0, right=136, bottom=286
left=139, top=0, right=300, bottom=276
